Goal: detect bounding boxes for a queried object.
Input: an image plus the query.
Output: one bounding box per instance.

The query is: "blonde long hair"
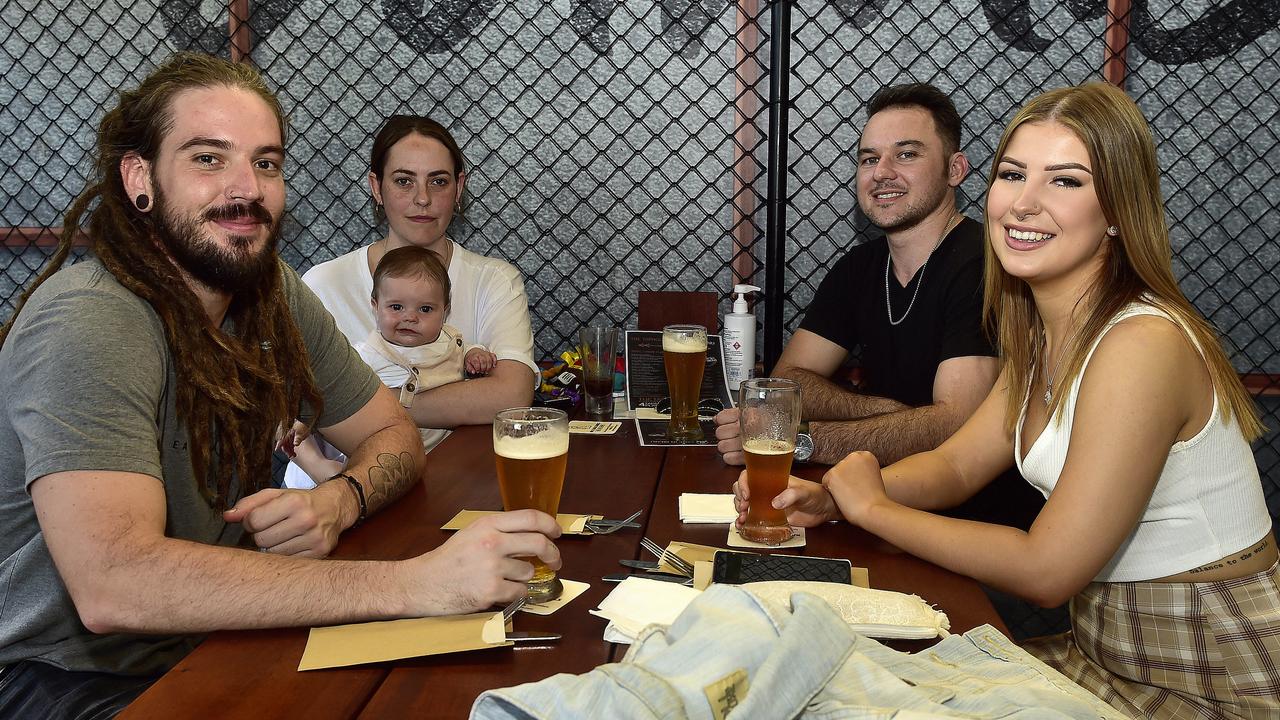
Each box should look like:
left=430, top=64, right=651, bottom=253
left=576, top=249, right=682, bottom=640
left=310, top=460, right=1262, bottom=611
left=982, top=82, right=1262, bottom=440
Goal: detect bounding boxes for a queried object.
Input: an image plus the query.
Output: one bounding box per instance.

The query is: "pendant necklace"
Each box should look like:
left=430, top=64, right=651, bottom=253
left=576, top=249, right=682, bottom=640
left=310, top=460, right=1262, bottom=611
left=886, top=212, right=959, bottom=326
left=1043, top=342, right=1063, bottom=405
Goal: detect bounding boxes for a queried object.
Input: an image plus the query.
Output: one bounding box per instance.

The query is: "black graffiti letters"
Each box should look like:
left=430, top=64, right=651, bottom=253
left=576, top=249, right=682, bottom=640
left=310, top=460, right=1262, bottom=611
left=1131, top=0, right=1280, bottom=64
left=159, top=0, right=1280, bottom=64
left=981, top=0, right=1280, bottom=64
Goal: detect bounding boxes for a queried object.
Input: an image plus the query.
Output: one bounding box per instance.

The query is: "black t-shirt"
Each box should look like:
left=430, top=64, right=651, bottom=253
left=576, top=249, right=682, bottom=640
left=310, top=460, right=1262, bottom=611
left=799, top=217, right=1043, bottom=531
left=800, top=217, right=994, bottom=407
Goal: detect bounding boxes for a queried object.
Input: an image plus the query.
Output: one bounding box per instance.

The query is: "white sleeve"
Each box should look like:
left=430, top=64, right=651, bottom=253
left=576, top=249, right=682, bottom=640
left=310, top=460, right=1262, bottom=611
left=473, top=265, right=538, bottom=385
left=301, top=252, right=375, bottom=348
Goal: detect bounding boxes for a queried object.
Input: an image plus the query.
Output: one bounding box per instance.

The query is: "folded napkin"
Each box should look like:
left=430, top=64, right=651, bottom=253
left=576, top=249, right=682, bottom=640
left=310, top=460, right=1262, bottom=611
left=589, top=577, right=701, bottom=644
left=589, top=577, right=949, bottom=645
left=742, top=581, right=950, bottom=639
left=678, top=493, right=737, bottom=523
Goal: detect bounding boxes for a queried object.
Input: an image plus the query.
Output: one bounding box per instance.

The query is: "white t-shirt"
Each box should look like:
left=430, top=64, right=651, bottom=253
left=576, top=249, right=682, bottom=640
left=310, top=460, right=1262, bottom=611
left=302, top=240, right=538, bottom=384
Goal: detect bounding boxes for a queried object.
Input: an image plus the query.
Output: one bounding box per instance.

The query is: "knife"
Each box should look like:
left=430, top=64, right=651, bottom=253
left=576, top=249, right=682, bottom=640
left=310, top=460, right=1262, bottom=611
left=618, top=559, right=661, bottom=571
left=506, top=632, right=562, bottom=643
left=603, top=573, right=692, bottom=585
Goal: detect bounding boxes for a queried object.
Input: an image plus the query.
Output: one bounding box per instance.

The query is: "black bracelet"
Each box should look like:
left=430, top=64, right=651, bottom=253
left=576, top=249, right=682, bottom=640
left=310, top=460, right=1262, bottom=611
left=331, top=472, right=367, bottom=528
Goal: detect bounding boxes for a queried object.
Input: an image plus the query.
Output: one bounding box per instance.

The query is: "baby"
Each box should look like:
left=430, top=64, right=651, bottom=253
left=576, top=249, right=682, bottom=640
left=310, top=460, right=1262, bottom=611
left=284, top=246, right=495, bottom=487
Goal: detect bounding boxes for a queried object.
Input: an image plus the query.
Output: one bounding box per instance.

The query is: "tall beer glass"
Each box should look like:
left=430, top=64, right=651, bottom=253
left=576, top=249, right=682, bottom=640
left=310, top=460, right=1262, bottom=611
left=739, top=378, right=800, bottom=545
left=493, top=407, right=569, bottom=602
left=663, top=324, right=707, bottom=441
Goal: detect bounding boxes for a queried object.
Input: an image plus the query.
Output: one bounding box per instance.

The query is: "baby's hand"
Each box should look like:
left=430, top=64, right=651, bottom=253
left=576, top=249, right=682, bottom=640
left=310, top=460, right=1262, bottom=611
left=465, top=348, right=497, bottom=375
left=275, top=420, right=311, bottom=458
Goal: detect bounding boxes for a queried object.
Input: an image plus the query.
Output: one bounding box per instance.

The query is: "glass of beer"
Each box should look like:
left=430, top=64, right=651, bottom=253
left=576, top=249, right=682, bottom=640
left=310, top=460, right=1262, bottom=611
left=738, top=378, right=800, bottom=545
left=663, top=324, right=707, bottom=441
left=493, top=407, right=570, bottom=602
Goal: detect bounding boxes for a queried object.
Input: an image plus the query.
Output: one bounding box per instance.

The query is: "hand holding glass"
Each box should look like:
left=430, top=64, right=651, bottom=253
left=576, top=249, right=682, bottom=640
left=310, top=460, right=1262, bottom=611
left=738, top=378, right=800, bottom=545
left=493, top=407, right=569, bottom=602
left=663, top=324, right=707, bottom=441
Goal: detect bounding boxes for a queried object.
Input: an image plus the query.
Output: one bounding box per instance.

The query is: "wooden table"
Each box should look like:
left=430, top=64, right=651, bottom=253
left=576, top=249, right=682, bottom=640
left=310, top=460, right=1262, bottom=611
left=123, top=423, right=1006, bottom=719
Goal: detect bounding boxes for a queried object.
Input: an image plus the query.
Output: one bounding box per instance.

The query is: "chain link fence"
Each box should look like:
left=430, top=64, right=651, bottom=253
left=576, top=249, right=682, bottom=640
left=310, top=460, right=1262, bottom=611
left=2, top=0, right=1278, bottom=636
left=780, top=0, right=1278, bottom=506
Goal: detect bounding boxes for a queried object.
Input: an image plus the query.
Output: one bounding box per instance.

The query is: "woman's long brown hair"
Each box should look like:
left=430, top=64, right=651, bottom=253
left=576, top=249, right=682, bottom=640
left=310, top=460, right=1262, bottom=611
left=0, top=52, right=325, bottom=508
left=982, top=82, right=1262, bottom=440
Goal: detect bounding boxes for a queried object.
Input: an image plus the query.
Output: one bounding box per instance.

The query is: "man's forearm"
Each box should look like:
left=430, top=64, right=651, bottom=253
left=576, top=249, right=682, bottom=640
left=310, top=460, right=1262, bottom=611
left=777, top=367, right=908, bottom=420
left=809, top=403, right=959, bottom=466
left=338, top=420, right=425, bottom=516
left=408, top=361, right=534, bottom=428
left=85, top=537, right=408, bottom=634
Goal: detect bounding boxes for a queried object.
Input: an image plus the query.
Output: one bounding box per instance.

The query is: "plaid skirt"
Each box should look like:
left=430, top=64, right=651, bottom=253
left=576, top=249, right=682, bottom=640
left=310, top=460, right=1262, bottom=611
left=1024, top=559, right=1280, bottom=719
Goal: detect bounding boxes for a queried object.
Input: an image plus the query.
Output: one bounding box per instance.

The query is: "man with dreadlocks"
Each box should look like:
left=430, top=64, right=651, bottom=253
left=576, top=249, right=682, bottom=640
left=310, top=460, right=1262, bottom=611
left=0, top=53, right=561, bottom=718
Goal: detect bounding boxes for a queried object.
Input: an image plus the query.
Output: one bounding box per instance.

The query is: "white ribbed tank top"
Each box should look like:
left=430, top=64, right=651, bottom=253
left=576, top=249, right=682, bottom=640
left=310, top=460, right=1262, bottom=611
left=1015, top=302, right=1270, bottom=582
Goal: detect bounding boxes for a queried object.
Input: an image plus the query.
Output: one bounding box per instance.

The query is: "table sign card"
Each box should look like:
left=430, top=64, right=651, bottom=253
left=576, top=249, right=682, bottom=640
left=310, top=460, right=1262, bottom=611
left=298, top=611, right=508, bottom=671
left=568, top=420, right=622, bottom=435
left=623, top=330, right=733, bottom=447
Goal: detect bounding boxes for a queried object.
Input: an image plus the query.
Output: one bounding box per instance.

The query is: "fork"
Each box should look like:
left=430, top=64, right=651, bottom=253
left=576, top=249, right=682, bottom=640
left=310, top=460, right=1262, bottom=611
left=501, top=595, right=527, bottom=621
left=640, top=537, right=695, bottom=577
left=585, top=509, right=643, bottom=535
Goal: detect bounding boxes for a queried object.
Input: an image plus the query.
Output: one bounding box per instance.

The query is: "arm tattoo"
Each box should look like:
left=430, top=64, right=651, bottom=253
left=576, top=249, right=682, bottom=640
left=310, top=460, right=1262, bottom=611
left=364, top=451, right=417, bottom=511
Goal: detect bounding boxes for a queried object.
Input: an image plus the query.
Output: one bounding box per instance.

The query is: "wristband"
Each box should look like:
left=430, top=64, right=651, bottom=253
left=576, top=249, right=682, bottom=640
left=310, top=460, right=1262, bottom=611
left=331, top=472, right=367, bottom=528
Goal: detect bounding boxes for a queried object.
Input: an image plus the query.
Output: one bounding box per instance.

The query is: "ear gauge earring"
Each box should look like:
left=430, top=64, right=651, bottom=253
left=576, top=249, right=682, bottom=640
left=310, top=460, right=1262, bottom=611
left=1106, top=225, right=1119, bottom=236
left=134, top=194, right=150, bottom=211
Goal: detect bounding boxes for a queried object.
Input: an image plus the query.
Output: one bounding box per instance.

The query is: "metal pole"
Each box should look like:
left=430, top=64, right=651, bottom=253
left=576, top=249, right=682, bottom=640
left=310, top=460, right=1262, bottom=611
left=763, top=0, right=792, bottom=372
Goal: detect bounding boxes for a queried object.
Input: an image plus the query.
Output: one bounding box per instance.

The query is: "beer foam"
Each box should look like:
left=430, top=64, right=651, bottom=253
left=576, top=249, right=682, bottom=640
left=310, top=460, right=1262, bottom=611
left=663, top=333, right=708, bottom=353
left=494, top=431, right=569, bottom=459
left=743, top=438, right=794, bottom=455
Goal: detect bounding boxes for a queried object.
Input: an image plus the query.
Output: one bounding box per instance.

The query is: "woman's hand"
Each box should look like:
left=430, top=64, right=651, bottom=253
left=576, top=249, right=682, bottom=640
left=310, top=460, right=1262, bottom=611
left=733, top=471, right=841, bottom=528
left=822, top=451, right=891, bottom=525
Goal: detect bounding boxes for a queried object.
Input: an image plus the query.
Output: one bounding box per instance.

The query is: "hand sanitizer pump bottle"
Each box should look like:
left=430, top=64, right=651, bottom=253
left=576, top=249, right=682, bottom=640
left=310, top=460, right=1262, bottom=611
left=723, top=284, right=760, bottom=391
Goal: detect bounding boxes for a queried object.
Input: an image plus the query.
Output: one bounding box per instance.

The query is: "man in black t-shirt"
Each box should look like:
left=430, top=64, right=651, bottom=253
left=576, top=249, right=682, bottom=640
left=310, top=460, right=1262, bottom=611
left=714, top=83, right=1042, bottom=528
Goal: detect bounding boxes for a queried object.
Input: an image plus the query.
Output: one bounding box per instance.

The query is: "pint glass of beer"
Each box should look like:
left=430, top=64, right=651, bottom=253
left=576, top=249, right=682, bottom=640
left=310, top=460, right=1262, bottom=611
left=738, top=378, right=800, bottom=545
left=493, top=407, right=569, bottom=602
left=663, top=324, right=707, bottom=441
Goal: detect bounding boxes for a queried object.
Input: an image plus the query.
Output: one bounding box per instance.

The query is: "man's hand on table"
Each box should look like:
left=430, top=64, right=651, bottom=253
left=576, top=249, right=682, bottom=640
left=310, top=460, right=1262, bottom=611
left=223, top=481, right=354, bottom=557
left=732, top=471, right=841, bottom=528
left=713, top=408, right=745, bottom=465
left=408, top=510, right=563, bottom=615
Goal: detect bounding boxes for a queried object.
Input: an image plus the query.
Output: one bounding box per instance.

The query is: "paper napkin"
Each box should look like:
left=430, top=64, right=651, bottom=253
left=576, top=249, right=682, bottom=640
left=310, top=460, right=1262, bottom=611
left=678, top=493, right=737, bottom=523
left=589, top=577, right=701, bottom=644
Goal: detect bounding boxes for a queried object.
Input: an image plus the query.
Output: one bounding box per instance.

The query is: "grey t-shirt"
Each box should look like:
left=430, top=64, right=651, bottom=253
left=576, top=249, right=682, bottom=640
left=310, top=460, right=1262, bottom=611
left=0, top=258, right=380, bottom=676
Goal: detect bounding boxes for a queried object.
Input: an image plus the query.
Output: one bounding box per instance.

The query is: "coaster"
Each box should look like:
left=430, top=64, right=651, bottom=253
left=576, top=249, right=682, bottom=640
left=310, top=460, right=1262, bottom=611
left=727, top=525, right=806, bottom=549
left=442, top=510, right=598, bottom=535
left=521, top=579, right=589, bottom=615
left=569, top=420, right=621, bottom=435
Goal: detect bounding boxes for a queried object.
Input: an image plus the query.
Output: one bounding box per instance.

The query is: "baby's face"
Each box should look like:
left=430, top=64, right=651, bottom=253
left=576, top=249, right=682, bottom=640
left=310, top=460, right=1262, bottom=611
left=371, top=274, right=446, bottom=348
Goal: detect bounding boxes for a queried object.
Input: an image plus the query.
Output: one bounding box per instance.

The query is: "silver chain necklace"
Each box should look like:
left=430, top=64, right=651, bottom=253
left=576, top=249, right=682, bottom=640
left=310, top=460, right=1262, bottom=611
left=1042, top=338, right=1067, bottom=405
left=885, top=213, right=959, bottom=326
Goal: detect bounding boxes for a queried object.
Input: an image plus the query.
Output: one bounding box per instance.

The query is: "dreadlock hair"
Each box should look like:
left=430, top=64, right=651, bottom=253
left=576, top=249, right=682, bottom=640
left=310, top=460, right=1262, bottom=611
left=0, top=52, right=325, bottom=509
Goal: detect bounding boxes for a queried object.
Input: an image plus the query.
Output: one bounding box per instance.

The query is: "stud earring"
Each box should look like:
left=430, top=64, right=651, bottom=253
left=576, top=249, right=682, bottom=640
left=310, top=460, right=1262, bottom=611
left=1106, top=225, right=1119, bottom=236
left=135, top=194, right=150, bottom=211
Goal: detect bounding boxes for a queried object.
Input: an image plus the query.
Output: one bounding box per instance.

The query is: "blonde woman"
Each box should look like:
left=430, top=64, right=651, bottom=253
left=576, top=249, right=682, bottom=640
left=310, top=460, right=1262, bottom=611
left=738, top=83, right=1277, bottom=718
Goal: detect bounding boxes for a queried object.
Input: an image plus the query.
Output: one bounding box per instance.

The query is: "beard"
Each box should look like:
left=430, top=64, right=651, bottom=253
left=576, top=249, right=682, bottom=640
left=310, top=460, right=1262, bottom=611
left=859, top=169, right=952, bottom=234
left=153, top=185, right=281, bottom=295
